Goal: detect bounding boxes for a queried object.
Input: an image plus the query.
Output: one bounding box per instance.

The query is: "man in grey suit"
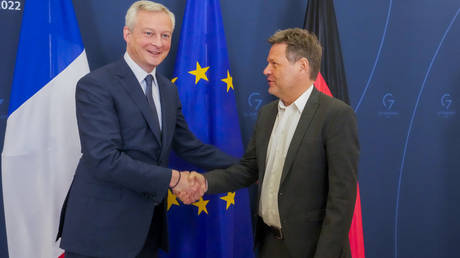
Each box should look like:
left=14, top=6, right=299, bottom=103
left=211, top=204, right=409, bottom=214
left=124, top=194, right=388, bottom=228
left=186, top=28, right=360, bottom=258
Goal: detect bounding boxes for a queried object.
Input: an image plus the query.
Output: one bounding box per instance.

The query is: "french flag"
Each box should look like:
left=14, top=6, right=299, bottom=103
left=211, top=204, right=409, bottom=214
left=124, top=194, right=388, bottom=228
left=1, top=0, right=88, bottom=257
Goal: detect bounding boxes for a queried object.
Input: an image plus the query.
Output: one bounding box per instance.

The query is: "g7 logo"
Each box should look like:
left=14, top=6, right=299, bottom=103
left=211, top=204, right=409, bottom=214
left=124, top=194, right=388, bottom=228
left=441, top=94, right=452, bottom=110
left=248, top=92, right=262, bottom=111
left=383, top=93, right=395, bottom=110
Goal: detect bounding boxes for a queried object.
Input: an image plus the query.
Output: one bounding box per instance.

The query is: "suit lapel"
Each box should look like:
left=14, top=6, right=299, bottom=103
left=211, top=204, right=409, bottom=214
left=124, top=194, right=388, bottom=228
left=280, top=88, right=320, bottom=184
left=258, top=101, right=278, bottom=181
left=115, top=59, right=162, bottom=144
left=157, top=75, right=173, bottom=161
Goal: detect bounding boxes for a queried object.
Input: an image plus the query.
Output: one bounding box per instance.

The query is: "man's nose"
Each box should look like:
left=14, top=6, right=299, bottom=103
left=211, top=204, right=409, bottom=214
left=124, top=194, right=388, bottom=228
left=263, top=65, right=270, bottom=76
left=150, top=35, right=162, bottom=46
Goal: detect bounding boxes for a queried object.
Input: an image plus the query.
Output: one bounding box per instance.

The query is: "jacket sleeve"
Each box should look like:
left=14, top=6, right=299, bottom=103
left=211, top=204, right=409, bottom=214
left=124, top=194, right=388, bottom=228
left=314, top=103, right=360, bottom=258
left=171, top=88, right=238, bottom=170
left=203, top=115, right=260, bottom=194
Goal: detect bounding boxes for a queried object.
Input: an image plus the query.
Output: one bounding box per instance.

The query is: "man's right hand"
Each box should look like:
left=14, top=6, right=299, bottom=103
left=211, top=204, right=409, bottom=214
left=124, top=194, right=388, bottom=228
left=171, top=170, right=207, bottom=204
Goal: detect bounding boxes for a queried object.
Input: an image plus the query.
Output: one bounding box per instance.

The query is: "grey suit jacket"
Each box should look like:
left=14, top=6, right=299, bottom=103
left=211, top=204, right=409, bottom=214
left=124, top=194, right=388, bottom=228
left=204, top=88, right=359, bottom=258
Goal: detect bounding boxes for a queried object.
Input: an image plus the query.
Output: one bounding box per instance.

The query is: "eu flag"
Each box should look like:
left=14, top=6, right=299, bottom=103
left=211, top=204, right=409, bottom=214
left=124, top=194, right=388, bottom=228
left=159, top=0, right=254, bottom=258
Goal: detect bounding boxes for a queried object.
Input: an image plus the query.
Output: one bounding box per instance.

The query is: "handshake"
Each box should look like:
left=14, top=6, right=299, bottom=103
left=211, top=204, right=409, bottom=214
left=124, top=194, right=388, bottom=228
left=170, top=170, right=207, bottom=204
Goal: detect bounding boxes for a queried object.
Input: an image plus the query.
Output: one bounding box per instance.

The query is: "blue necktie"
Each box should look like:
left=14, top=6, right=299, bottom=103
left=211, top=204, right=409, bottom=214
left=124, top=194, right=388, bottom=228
left=144, top=74, right=161, bottom=132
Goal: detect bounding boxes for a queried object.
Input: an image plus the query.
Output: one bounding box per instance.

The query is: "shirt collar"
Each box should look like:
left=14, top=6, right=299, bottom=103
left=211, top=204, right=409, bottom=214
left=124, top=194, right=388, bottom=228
left=124, top=52, right=157, bottom=84
left=278, top=85, right=314, bottom=113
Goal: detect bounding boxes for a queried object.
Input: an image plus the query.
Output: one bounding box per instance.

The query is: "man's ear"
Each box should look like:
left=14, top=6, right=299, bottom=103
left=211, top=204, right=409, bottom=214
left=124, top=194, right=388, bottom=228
left=298, top=57, right=310, bottom=74
left=123, top=26, right=131, bottom=42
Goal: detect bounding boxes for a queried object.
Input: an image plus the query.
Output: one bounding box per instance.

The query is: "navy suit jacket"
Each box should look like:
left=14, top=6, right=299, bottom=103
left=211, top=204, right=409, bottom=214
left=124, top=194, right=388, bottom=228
left=58, top=59, right=235, bottom=257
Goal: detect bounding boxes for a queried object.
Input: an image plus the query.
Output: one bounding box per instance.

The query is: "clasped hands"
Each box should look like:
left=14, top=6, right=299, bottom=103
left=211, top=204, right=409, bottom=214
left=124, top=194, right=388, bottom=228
left=171, top=170, right=207, bottom=204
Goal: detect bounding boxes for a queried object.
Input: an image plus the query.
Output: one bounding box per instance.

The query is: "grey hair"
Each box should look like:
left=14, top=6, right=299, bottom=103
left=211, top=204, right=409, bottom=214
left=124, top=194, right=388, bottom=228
left=125, top=1, right=175, bottom=31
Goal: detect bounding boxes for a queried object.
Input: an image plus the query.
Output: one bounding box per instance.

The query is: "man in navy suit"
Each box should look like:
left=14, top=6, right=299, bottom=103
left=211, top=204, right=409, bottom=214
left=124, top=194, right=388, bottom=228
left=57, top=1, right=235, bottom=257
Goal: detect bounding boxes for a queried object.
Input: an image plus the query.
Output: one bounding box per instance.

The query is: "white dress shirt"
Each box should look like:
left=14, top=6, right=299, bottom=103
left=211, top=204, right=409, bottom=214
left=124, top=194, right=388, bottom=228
left=124, top=52, right=162, bottom=129
left=259, top=85, right=314, bottom=228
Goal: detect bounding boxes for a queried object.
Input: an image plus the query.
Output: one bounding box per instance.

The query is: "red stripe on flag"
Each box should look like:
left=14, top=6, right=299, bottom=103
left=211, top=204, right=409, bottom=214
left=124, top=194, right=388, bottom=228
left=314, top=72, right=365, bottom=258
left=59, top=253, right=65, bottom=258
left=314, top=73, right=333, bottom=96
left=349, top=184, right=366, bottom=258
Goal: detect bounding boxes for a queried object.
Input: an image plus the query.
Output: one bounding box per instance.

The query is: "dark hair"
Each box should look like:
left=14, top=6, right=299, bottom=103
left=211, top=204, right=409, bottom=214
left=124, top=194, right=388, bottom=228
left=268, top=28, right=322, bottom=80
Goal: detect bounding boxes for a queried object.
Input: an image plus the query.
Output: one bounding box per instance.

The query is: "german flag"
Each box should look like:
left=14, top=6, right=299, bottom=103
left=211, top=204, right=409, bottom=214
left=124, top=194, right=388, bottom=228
left=305, top=1, right=365, bottom=258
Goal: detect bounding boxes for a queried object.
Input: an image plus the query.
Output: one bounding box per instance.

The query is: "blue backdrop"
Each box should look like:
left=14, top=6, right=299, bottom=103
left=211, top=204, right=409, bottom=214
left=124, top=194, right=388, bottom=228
left=0, top=0, right=459, bottom=258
